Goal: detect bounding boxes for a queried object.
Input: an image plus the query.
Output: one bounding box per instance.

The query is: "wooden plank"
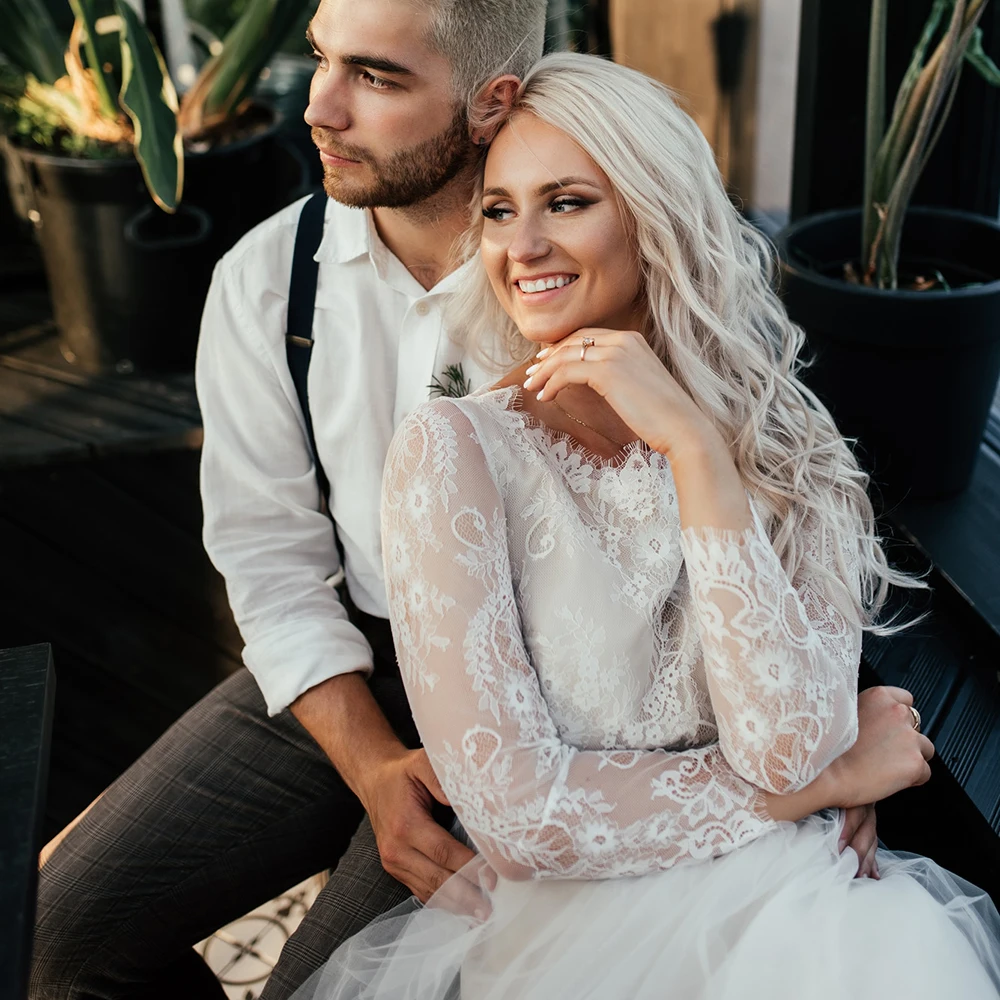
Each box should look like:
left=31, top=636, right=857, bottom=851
left=0, top=644, right=55, bottom=1000
left=0, top=414, right=88, bottom=468
left=895, top=444, right=1000, bottom=640
left=0, top=288, right=50, bottom=336
left=0, top=517, right=240, bottom=715
left=0, top=362, right=202, bottom=465
left=95, top=450, right=207, bottom=538
left=0, top=327, right=201, bottom=423
left=0, top=463, right=243, bottom=661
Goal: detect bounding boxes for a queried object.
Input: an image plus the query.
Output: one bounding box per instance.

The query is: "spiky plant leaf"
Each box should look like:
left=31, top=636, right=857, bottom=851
left=0, top=0, right=67, bottom=85
left=966, top=25, right=1000, bottom=83
left=67, top=0, right=120, bottom=118
left=115, top=0, right=183, bottom=211
left=179, top=0, right=313, bottom=136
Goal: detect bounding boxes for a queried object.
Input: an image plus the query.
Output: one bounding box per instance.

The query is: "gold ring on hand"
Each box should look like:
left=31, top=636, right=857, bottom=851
left=909, top=706, right=921, bottom=733
left=580, top=336, right=596, bottom=362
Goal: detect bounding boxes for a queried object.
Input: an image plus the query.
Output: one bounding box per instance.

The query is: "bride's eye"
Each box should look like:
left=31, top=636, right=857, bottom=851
left=482, top=205, right=513, bottom=221
left=551, top=196, right=588, bottom=213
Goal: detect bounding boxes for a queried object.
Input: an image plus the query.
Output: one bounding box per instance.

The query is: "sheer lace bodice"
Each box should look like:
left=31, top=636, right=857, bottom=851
left=381, top=388, right=862, bottom=881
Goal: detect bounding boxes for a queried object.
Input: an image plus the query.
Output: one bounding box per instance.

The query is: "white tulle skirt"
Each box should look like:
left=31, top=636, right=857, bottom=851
left=292, top=811, right=1000, bottom=999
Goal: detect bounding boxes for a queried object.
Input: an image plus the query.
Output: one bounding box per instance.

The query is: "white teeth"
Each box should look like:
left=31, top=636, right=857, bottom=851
left=517, top=275, right=578, bottom=294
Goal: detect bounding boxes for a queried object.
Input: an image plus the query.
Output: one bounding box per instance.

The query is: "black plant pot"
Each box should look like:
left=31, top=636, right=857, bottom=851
left=2, top=109, right=310, bottom=374
left=775, top=207, right=1000, bottom=502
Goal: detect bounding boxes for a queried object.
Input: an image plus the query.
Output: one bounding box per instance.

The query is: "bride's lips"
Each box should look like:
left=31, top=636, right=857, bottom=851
left=512, top=273, right=580, bottom=305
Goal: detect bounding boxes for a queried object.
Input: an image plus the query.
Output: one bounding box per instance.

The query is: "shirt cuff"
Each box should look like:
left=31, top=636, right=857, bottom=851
left=242, top=617, right=376, bottom=716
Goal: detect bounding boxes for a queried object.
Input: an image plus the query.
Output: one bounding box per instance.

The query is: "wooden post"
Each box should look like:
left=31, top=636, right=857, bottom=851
left=609, top=0, right=760, bottom=202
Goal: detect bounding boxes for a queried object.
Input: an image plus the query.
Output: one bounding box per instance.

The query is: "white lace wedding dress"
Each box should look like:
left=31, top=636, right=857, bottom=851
left=295, top=386, right=1000, bottom=1000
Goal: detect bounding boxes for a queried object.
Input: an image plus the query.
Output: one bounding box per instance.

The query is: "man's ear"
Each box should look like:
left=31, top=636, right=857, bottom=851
left=469, top=74, right=521, bottom=145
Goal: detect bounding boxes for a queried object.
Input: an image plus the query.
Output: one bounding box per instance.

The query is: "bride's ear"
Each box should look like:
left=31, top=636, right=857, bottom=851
left=469, top=74, right=521, bottom=146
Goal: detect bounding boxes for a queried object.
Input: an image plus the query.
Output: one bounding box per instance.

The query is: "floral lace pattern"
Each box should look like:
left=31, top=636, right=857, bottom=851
left=381, top=390, right=862, bottom=880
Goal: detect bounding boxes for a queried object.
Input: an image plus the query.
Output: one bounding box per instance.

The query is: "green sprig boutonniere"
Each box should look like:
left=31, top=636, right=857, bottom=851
left=428, top=363, right=471, bottom=399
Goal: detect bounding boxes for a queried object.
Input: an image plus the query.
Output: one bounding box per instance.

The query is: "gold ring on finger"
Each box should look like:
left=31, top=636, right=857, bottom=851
left=909, top=705, right=921, bottom=733
left=580, top=336, right=596, bottom=362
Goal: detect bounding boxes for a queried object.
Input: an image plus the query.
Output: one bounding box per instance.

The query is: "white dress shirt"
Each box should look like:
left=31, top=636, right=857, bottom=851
left=196, top=194, right=491, bottom=716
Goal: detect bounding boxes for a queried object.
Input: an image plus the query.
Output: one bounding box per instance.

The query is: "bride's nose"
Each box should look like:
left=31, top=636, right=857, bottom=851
left=506, top=215, right=551, bottom=264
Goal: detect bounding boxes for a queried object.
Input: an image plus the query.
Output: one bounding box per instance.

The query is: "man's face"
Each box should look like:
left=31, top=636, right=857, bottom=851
left=305, top=0, right=475, bottom=208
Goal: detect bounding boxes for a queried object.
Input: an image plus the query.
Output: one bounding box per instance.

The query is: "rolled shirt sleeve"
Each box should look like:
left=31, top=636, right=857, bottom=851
left=196, top=243, right=373, bottom=716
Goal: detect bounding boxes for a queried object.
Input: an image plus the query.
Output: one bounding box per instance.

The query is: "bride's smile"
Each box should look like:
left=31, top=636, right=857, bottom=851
left=480, top=113, right=645, bottom=345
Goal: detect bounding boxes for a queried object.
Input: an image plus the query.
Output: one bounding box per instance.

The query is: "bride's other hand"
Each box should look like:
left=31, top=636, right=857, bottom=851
left=823, top=685, right=934, bottom=809
left=763, top=686, right=933, bottom=826
left=524, top=328, right=718, bottom=462
left=839, top=804, right=880, bottom=879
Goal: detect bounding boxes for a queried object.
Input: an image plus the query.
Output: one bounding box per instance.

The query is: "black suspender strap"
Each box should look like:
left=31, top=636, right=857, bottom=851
left=284, top=193, right=400, bottom=666
left=286, top=190, right=332, bottom=508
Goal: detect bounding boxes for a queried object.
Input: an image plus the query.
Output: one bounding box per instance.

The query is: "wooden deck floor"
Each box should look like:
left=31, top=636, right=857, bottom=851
left=0, top=286, right=241, bottom=840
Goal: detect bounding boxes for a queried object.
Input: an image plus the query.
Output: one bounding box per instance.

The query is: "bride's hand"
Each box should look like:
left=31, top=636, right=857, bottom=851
left=820, top=685, right=935, bottom=809
left=524, top=328, right=717, bottom=461
left=763, top=686, right=933, bottom=826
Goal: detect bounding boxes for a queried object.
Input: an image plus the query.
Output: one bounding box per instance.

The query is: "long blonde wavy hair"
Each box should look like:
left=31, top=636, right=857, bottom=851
left=447, top=52, right=922, bottom=629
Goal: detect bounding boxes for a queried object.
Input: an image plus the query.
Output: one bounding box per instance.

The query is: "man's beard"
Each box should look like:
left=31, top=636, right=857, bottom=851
left=313, top=109, right=475, bottom=209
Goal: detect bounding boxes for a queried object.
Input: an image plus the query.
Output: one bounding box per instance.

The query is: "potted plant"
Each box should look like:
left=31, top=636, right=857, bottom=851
left=775, top=0, right=1000, bottom=501
left=0, top=0, right=314, bottom=374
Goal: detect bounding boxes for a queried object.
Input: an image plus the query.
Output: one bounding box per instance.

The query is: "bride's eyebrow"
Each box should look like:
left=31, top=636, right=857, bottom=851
left=482, top=177, right=602, bottom=198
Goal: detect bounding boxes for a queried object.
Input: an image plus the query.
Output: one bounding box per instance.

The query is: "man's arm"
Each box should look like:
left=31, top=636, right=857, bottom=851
left=197, top=250, right=372, bottom=715
left=197, top=245, right=474, bottom=900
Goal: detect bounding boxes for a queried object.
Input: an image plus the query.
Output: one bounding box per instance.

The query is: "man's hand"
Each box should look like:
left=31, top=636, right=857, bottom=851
left=839, top=803, right=880, bottom=879
left=291, top=674, right=483, bottom=911
left=362, top=748, right=480, bottom=908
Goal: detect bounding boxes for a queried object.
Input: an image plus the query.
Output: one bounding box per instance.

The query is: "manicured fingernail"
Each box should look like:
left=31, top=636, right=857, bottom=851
left=525, top=363, right=540, bottom=375
left=838, top=839, right=846, bottom=852
left=536, top=348, right=550, bottom=358
left=536, top=389, right=546, bottom=401
left=523, top=376, right=534, bottom=389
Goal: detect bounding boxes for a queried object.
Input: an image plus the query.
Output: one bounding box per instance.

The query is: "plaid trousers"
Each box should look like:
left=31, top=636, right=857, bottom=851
left=30, top=654, right=418, bottom=1000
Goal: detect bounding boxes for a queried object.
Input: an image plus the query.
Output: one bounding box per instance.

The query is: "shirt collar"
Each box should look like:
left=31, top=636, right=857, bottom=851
left=313, top=200, right=370, bottom=265
left=314, top=198, right=478, bottom=297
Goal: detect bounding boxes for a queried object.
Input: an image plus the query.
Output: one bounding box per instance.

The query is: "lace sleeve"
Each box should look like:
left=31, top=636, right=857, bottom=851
left=382, top=401, right=775, bottom=881
left=680, top=508, right=862, bottom=794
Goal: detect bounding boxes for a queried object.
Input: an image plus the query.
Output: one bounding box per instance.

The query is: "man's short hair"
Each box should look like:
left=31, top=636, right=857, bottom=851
left=418, top=0, right=547, bottom=109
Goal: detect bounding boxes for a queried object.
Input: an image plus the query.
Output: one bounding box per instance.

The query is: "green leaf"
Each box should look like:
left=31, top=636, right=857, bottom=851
left=68, top=0, right=120, bottom=118
left=863, top=0, right=888, bottom=266
left=0, top=0, right=68, bottom=85
left=115, top=0, right=184, bottom=212
left=184, top=0, right=313, bottom=132
left=965, top=26, right=1000, bottom=85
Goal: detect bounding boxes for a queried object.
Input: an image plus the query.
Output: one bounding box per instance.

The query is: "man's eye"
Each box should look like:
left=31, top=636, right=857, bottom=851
left=360, top=70, right=393, bottom=90
left=482, top=206, right=513, bottom=221
left=308, top=51, right=326, bottom=68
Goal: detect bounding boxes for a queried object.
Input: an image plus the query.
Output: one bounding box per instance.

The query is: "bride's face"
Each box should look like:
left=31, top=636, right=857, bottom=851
left=480, top=113, right=643, bottom=346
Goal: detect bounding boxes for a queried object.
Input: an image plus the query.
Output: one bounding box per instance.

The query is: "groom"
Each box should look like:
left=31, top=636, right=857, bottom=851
left=30, top=1, right=544, bottom=998
left=31, top=0, right=879, bottom=996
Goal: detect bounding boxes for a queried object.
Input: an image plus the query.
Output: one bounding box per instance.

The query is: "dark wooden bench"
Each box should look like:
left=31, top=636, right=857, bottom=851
left=0, top=644, right=55, bottom=1000
left=857, top=427, right=1000, bottom=902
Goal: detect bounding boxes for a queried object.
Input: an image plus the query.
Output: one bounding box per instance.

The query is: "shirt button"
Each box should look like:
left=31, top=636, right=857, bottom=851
left=415, top=301, right=430, bottom=317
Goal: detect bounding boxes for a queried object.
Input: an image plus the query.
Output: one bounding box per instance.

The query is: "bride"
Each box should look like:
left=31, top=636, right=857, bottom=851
left=296, top=52, right=1000, bottom=999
